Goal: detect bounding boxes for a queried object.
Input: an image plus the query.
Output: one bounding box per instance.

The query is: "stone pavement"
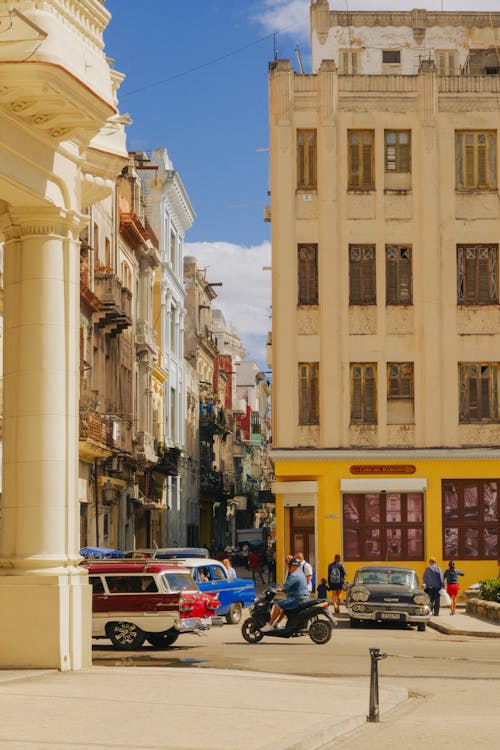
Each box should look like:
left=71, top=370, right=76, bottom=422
left=0, top=607, right=498, bottom=750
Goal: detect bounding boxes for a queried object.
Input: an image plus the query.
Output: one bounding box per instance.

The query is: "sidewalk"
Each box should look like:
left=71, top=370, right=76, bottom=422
left=0, top=667, right=407, bottom=750
left=0, top=607, right=498, bottom=749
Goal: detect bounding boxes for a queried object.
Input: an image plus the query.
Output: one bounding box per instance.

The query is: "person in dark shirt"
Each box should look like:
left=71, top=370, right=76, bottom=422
left=423, top=556, right=444, bottom=616
left=316, top=577, right=329, bottom=599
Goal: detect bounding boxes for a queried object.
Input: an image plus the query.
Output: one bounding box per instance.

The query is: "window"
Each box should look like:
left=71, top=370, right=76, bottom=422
left=437, top=50, right=458, bottom=76
left=384, top=131, right=411, bottom=173
left=299, top=362, right=319, bottom=425
left=459, top=363, right=499, bottom=423
left=457, top=244, right=498, bottom=305
left=387, top=363, right=414, bottom=424
left=456, top=131, right=496, bottom=189
left=443, top=480, right=499, bottom=559
left=339, top=49, right=359, bottom=74
left=298, top=244, right=318, bottom=305
left=349, top=245, right=376, bottom=304
left=297, top=129, right=317, bottom=189
left=350, top=364, right=377, bottom=424
left=382, top=50, right=401, bottom=65
left=343, top=492, right=424, bottom=561
left=386, top=245, right=412, bottom=304
left=348, top=130, right=374, bottom=189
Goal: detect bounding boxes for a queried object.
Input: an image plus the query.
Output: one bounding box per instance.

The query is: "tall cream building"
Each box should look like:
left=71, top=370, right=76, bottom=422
left=0, top=0, right=128, bottom=668
left=270, top=1, right=500, bottom=589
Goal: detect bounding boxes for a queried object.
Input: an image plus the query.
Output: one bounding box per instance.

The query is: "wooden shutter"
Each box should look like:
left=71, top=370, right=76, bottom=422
left=362, top=247, right=376, bottom=303
left=478, top=247, right=490, bottom=303
left=298, top=244, right=318, bottom=305
left=364, top=366, right=377, bottom=423
left=362, top=139, right=372, bottom=188
left=349, top=134, right=360, bottom=188
left=480, top=366, right=491, bottom=418
left=399, top=247, right=411, bottom=303
left=477, top=135, right=487, bottom=186
left=465, top=136, right=475, bottom=187
left=398, top=134, right=410, bottom=172
left=351, top=366, right=362, bottom=421
left=349, top=248, right=362, bottom=303
left=464, top=248, right=477, bottom=304
left=386, top=247, right=398, bottom=304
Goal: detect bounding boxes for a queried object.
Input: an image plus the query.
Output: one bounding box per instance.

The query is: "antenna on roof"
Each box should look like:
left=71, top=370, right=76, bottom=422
left=295, top=44, right=305, bottom=74
left=274, top=32, right=278, bottom=61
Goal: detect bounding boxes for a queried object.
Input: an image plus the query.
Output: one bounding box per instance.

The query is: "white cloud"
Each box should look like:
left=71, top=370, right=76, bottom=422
left=255, top=0, right=310, bottom=39
left=184, top=240, right=272, bottom=367
left=255, top=0, right=500, bottom=39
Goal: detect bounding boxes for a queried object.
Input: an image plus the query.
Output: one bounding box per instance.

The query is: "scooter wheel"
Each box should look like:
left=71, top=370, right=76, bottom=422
left=241, top=617, right=264, bottom=643
left=309, top=618, right=333, bottom=645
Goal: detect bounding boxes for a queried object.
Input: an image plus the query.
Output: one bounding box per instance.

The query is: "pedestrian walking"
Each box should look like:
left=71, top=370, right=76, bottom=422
left=248, top=547, right=265, bottom=584
left=423, top=556, right=444, bottom=616
left=443, top=560, right=464, bottom=615
left=327, top=554, right=347, bottom=613
left=295, top=551, right=313, bottom=593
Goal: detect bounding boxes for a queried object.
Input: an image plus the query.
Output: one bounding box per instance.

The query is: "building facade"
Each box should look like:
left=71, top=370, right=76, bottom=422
left=270, top=1, right=500, bottom=588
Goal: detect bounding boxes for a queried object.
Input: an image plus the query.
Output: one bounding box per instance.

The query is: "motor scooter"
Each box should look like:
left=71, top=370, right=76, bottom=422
left=241, top=586, right=336, bottom=644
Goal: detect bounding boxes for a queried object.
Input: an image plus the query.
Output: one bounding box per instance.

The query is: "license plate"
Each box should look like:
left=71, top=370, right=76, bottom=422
left=380, top=612, right=400, bottom=620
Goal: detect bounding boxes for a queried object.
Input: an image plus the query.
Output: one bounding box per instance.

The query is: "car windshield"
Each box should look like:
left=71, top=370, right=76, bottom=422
left=162, top=572, right=198, bottom=592
left=357, top=570, right=414, bottom=586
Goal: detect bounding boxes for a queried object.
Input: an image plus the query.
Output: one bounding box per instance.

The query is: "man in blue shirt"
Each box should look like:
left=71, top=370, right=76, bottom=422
left=423, top=556, right=444, bottom=616
left=263, top=557, right=310, bottom=630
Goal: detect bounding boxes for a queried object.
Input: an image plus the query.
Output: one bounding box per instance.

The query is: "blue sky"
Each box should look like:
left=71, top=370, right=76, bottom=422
left=103, top=0, right=498, bottom=365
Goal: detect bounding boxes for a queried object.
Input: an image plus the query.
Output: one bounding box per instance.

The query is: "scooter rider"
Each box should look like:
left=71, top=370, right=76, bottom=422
left=262, top=557, right=310, bottom=631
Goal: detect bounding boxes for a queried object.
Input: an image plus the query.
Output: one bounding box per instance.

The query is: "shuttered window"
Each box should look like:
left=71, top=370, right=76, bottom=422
left=349, top=245, right=376, bottom=304
left=348, top=130, right=374, bottom=189
left=299, top=362, right=319, bottom=425
left=457, top=244, right=498, bottom=305
left=386, top=245, right=412, bottom=304
left=351, top=364, right=377, bottom=424
left=456, top=131, right=496, bottom=189
left=459, top=363, right=499, bottom=423
left=437, top=51, right=458, bottom=75
left=339, top=49, right=359, bottom=74
left=384, top=131, right=411, bottom=173
left=388, top=363, right=414, bottom=398
left=298, top=244, right=319, bottom=305
left=297, top=129, right=317, bottom=189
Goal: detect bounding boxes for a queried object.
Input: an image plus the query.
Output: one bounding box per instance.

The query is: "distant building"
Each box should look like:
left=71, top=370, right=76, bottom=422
left=269, top=1, right=500, bottom=586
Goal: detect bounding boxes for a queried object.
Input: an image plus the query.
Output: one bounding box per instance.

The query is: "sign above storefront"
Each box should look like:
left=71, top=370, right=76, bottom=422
left=350, top=465, right=416, bottom=475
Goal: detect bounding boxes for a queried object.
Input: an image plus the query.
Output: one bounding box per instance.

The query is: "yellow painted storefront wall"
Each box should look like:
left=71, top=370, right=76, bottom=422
left=274, top=458, right=499, bottom=591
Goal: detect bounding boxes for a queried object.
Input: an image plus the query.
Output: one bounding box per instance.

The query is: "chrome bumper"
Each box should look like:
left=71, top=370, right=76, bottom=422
left=175, top=616, right=224, bottom=632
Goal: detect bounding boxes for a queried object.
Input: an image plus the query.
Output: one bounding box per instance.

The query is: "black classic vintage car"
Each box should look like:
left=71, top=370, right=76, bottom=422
left=346, top=565, right=431, bottom=631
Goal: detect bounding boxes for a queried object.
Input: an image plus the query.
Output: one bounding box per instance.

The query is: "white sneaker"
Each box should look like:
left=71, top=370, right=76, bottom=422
left=261, top=623, right=274, bottom=632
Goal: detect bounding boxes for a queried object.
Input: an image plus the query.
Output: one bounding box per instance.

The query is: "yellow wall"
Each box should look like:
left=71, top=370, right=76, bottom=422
left=275, top=458, right=499, bottom=592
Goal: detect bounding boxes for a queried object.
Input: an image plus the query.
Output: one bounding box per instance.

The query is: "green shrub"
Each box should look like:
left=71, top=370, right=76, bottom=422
left=479, top=578, right=500, bottom=603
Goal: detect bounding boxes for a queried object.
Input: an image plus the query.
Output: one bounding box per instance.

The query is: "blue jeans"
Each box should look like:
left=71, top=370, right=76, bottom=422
left=427, top=587, right=441, bottom=615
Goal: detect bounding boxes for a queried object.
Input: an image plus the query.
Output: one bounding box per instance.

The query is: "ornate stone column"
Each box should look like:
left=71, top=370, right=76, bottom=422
left=0, top=207, right=91, bottom=669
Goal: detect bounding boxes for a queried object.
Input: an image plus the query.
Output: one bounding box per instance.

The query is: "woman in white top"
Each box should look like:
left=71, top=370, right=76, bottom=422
left=222, top=558, right=236, bottom=581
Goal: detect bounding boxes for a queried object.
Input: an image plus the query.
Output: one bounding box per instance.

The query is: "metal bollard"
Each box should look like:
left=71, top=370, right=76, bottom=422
left=368, top=647, right=388, bottom=722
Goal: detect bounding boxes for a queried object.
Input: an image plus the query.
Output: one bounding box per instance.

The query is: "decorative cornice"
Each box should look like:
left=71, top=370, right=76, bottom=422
left=271, top=447, right=500, bottom=462
left=326, top=10, right=500, bottom=29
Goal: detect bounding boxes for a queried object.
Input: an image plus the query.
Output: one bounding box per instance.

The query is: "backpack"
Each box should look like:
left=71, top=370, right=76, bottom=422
left=328, top=563, right=342, bottom=586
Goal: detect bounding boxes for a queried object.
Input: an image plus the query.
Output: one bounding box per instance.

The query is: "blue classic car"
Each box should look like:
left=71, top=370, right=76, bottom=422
left=172, top=558, right=256, bottom=624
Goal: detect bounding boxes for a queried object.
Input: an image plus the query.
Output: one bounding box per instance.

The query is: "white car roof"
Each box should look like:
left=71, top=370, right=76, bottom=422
left=171, top=558, right=222, bottom=567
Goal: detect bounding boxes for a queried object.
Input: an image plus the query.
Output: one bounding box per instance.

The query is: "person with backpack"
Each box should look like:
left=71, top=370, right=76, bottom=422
left=328, top=553, right=346, bottom=613
left=295, top=551, right=314, bottom=593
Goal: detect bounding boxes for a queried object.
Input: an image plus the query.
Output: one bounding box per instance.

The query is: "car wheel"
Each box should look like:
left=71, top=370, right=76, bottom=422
left=107, top=622, right=146, bottom=650
left=417, top=622, right=426, bottom=632
left=147, top=628, right=180, bottom=648
left=241, top=617, right=264, bottom=643
left=225, top=602, right=243, bottom=624
left=309, top=617, right=333, bottom=644
left=349, top=618, right=361, bottom=629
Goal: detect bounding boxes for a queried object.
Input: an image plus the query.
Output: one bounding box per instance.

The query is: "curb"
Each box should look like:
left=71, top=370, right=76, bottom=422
left=428, top=620, right=500, bottom=638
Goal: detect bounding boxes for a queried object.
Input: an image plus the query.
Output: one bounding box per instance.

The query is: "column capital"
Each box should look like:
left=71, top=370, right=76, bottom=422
left=1, top=206, right=88, bottom=242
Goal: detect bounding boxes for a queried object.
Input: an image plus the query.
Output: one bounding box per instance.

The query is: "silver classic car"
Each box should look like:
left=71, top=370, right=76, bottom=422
left=346, top=565, right=431, bottom=631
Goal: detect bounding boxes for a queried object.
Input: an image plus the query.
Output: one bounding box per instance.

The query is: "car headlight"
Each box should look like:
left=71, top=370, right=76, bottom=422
left=413, top=593, right=430, bottom=605
left=351, top=586, right=370, bottom=602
